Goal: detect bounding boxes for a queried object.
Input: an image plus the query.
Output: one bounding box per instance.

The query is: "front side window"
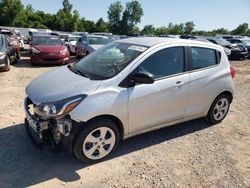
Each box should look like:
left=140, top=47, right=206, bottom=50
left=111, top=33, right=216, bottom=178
left=138, top=47, right=185, bottom=79
left=191, top=47, right=217, bottom=70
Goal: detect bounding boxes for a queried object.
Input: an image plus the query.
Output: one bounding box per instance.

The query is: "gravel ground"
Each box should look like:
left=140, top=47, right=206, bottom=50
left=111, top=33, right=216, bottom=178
left=0, top=50, right=249, bottom=188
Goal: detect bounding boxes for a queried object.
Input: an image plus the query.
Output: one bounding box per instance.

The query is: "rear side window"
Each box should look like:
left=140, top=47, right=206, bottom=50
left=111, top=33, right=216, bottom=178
left=139, top=47, right=184, bottom=79
left=191, top=47, right=217, bottom=70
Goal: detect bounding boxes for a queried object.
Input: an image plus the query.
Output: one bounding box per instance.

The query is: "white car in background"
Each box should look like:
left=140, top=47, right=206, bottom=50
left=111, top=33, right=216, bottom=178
left=15, top=30, right=25, bottom=51
left=65, top=35, right=81, bottom=55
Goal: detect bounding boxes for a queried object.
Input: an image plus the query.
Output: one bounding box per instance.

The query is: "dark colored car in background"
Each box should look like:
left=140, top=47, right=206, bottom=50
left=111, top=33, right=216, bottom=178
left=207, top=37, right=248, bottom=60
left=30, top=35, right=69, bottom=65
left=0, top=28, right=21, bottom=60
left=226, top=38, right=250, bottom=58
left=0, top=34, right=18, bottom=71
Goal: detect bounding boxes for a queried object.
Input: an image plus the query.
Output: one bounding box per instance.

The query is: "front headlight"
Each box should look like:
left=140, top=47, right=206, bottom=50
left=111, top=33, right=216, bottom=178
left=31, top=47, right=40, bottom=54
left=0, top=52, right=6, bottom=59
left=60, top=47, right=68, bottom=54
left=34, top=94, right=87, bottom=117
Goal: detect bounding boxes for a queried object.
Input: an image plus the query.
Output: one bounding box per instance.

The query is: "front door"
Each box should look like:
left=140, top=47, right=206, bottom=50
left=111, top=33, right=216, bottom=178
left=128, top=46, right=190, bottom=134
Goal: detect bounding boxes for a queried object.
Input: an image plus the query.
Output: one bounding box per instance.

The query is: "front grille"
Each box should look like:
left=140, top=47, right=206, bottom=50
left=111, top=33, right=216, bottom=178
left=42, top=52, right=59, bottom=56
left=42, top=58, right=60, bottom=62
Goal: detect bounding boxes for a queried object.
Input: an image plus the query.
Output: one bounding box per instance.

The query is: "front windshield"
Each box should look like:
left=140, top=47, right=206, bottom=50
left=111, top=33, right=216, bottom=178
left=242, top=40, right=250, bottom=46
left=32, top=37, right=63, bottom=45
left=216, top=38, right=231, bottom=46
left=88, top=37, right=112, bottom=45
left=74, top=42, right=148, bottom=80
left=69, top=36, right=80, bottom=42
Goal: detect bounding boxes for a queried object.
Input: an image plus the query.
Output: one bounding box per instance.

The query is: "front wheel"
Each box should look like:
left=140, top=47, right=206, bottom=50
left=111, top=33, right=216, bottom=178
left=2, top=56, right=11, bottom=71
left=206, top=94, right=230, bottom=124
left=73, top=118, right=120, bottom=163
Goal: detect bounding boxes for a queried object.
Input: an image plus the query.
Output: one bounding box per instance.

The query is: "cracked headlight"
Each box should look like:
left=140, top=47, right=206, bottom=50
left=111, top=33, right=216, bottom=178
left=34, top=94, right=87, bottom=117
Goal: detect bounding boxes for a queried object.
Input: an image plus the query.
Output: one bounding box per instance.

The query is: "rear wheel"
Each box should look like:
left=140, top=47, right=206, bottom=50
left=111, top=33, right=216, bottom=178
left=206, top=94, right=230, bottom=124
left=73, top=118, right=120, bottom=163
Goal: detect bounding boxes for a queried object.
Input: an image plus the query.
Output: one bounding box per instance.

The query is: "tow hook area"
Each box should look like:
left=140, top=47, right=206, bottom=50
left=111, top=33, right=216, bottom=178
left=57, top=118, right=72, bottom=137
left=25, top=116, right=73, bottom=151
left=53, top=117, right=72, bottom=144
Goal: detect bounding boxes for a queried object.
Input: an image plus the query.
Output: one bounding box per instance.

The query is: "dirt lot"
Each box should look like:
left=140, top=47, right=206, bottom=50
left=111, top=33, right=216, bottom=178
left=0, top=50, right=250, bottom=188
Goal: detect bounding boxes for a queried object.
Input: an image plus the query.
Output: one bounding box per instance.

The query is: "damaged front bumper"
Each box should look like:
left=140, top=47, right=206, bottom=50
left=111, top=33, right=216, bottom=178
left=24, top=97, right=76, bottom=151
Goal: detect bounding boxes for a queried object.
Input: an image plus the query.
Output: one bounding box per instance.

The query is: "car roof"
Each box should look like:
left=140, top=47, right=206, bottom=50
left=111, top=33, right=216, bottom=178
left=117, top=37, right=218, bottom=48
left=86, top=34, right=109, bottom=38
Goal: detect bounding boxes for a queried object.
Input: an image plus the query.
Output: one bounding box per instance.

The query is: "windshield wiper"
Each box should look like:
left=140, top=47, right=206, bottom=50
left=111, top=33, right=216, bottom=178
left=67, top=64, right=93, bottom=80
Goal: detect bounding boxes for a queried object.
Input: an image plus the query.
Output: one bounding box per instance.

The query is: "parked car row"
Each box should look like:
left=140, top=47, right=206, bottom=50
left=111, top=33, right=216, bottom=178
left=178, top=35, right=250, bottom=60
left=0, top=28, right=22, bottom=71
left=0, top=34, right=19, bottom=71
left=29, top=33, right=116, bottom=65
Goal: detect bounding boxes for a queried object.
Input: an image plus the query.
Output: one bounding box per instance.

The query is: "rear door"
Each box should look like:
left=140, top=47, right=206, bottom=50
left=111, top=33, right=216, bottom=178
left=185, top=46, right=220, bottom=117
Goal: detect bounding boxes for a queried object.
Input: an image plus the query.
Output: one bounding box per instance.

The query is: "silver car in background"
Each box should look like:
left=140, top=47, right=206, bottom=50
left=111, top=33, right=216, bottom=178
left=75, top=34, right=114, bottom=58
left=24, top=37, right=235, bottom=163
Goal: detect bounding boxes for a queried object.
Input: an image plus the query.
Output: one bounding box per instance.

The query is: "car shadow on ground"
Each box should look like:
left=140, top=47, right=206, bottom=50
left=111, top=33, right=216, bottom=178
left=0, top=118, right=213, bottom=188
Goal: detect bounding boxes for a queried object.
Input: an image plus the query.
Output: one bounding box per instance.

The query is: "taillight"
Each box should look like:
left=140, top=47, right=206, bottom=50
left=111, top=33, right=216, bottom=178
left=230, top=66, right=236, bottom=79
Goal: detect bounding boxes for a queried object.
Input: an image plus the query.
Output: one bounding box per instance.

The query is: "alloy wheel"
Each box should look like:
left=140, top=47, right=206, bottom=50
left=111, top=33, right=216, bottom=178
left=213, top=98, right=229, bottom=121
left=83, top=127, right=116, bottom=160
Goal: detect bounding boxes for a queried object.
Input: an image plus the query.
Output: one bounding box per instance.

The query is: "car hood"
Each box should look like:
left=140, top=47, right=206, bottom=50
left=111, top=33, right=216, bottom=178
left=89, top=44, right=104, bottom=50
left=33, top=45, right=64, bottom=53
left=26, top=66, right=102, bottom=104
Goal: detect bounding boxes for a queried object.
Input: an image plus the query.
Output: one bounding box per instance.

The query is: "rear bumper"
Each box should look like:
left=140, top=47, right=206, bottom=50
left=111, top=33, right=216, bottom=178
left=230, top=51, right=248, bottom=60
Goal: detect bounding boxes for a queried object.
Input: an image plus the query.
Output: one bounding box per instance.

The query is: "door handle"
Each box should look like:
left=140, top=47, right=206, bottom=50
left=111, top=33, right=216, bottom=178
left=175, top=81, right=185, bottom=88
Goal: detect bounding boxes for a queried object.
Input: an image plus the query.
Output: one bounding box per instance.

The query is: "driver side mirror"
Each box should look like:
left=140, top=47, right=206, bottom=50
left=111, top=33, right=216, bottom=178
left=131, top=72, right=154, bottom=84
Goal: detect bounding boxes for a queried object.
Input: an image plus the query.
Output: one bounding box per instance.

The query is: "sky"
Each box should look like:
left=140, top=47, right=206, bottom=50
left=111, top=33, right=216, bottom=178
left=22, top=0, right=250, bottom=31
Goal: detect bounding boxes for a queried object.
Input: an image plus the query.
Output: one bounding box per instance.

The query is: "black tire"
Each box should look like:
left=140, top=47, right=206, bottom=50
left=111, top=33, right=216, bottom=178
left=68, top=46, right=73, bottom=56
left=16, top=51, right=21, bottom=60
left=2, top=56, right=11, bottom=71
left=206, top=94, right=230, bottom=124
left=73, top=118, right=120, bottom=163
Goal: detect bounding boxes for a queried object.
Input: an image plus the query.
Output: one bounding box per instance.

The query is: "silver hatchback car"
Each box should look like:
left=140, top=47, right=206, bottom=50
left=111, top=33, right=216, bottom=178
left=24, top=37, right=235, bottom=162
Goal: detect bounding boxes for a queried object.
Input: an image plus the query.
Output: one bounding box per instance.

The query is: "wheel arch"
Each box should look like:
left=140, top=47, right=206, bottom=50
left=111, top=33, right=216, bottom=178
left=216, top=90, right=233, bottom=103
left=86, top=114, right=125, bottom=139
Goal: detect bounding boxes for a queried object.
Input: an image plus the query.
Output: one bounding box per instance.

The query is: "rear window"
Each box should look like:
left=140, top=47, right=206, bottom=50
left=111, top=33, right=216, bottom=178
left=191, top=47, right=217, bottom=70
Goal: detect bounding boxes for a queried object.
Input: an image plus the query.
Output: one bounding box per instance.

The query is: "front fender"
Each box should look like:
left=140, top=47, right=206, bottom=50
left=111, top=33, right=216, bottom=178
left=69, top=88, right=129, bottom=135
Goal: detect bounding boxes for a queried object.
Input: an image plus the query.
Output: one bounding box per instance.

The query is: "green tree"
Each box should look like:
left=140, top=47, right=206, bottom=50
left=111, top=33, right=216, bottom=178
left=155, top=26, right=168, bottom=36
left=107, top=1, right=123, bottom=34
left=95, top=18, right=109, bottom=32
left=168, top=23, right=184, bottom=34
left=107, top=1, right=143, bottom=35
left=0, top=0, right=24, bottom=26
left=141, top=25, right=155, bottom=35
left=121, top=1, right=143, bottom=34
left=231, top=23, right=249, bottom=35
left=184, top=21, right=195, bottom=34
